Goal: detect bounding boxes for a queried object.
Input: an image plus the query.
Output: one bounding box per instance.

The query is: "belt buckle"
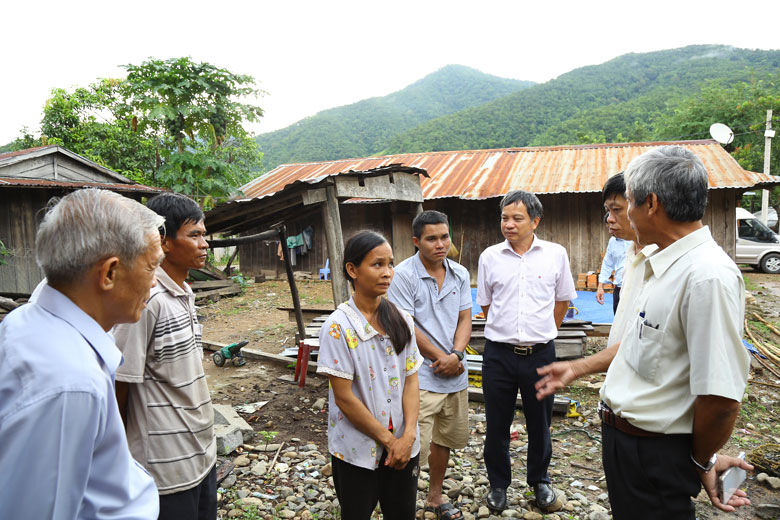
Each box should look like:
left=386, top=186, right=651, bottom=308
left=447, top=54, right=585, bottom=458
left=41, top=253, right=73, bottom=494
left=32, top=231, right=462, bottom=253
left=513, top=345, right=532, bottom=356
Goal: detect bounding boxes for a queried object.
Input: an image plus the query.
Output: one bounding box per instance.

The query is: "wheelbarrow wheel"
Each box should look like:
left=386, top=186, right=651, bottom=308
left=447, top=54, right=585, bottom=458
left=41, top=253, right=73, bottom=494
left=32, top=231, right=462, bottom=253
left=212, top=351, right=225, bottom=367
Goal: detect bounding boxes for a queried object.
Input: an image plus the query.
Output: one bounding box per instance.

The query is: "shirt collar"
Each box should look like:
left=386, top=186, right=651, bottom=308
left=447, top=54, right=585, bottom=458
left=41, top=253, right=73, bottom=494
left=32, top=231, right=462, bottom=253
left=411, top=251, right=452, bottom=280
left=154, top=265, right=191, bottom=297
left=34, top=284, right=122, bottom=374
left=647, top=226, right=711, bottom=277
left=499, top=235, right=542, bottom=256
left=338, top=297, right=381, bottom=341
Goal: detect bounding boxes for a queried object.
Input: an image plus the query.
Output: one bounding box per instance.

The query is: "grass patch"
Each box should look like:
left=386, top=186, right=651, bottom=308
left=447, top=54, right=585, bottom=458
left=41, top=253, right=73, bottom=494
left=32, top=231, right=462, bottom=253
left=743, top=275, right=760, bottom=292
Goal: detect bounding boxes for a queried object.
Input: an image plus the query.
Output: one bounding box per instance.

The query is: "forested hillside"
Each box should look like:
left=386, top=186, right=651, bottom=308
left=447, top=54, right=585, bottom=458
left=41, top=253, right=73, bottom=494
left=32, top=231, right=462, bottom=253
left=255, top=65, right=533, bottom=170
left=383, top=45, right=780, bottom=153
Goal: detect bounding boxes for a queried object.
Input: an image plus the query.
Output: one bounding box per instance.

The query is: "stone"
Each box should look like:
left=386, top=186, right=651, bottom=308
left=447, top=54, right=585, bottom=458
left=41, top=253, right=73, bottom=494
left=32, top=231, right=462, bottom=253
left=275, top=462, right=290, bottom=473
left=500, top=510, right=520, bottom=517
left=234, top=455, right=251, bottom=467
left=766, top=476, right=780, bottom=489
left=477, top=506, right=491, bottom=518
left=213, top=404, right=254, bottom=455
left=250, top=462, right=267, bottom=476
left=239, top=497, right=263, bottom=507
left=569, top=480, right=584, bottom=488
left=278, top=509, right=296, bottom=519
left=523, top=512, right=543, bottom=520
left=313, top=398, right=327, bottom=411
left=228, top=509, right=244, bottom=518
left=757, top=503, right=780, bottom=519
left=321, top=463, right=333, bottom=477
left=221, top=473, right=237, bottom=488
left=588, top=513, right=610, bottom=520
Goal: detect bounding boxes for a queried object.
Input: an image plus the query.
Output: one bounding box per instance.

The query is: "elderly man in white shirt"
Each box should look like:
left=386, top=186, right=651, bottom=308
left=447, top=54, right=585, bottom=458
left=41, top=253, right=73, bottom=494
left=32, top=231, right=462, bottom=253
left=0, top=189, right=163, bottom=519
left=537, top=148, right=754, bottom=519
left=477, top=190, right=576, bottom=513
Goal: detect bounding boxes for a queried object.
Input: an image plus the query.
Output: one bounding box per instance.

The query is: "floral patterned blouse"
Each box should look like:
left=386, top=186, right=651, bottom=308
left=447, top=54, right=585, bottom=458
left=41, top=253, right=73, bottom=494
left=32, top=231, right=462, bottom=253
left=316, top=297, right=423, bottom=470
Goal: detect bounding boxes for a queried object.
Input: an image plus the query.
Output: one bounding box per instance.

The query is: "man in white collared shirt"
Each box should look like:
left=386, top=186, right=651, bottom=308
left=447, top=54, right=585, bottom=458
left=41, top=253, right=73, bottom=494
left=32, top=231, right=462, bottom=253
left=0, top=189, right=162, bottom=519
left=477, top=190, right=576, bottom=513
left=538, top=147, right=754, bottom=519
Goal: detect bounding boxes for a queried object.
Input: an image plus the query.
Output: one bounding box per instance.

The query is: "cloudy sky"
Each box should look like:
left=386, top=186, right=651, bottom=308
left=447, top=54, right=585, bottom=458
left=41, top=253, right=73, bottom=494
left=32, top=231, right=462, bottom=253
left=2, top=0, right=778, bottom=144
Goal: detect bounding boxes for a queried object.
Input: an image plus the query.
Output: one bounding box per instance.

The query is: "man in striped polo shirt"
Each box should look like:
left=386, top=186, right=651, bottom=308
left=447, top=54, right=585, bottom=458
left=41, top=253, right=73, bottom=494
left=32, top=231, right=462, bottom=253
left=114, top=192, right=216, bottom=520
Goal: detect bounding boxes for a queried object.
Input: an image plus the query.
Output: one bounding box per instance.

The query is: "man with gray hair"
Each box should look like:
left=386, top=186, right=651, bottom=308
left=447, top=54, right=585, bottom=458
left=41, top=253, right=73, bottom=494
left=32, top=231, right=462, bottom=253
left=477, top=190, right=576, bottom=513
left=595, top=146, right=752, bottom=518
left=0, top=188, right=163, bottom=519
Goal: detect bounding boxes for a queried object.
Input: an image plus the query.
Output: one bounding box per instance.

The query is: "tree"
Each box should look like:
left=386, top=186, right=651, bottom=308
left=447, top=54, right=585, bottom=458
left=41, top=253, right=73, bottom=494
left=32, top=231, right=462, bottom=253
left=11, top=57, right=265, bottom=204
left=653, top=75, right=780, bottom=210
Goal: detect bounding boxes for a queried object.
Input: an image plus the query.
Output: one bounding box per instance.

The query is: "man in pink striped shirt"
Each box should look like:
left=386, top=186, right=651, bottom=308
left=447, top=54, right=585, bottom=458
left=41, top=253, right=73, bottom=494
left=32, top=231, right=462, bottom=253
left=477, top=190, right=577, bottom=514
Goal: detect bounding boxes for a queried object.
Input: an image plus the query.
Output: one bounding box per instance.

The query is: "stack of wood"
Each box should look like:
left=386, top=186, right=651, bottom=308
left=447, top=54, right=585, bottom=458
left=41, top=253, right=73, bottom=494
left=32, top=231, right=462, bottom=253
left=744, top=312, right=780, bottom=380
left=0, top=295, right=27, bottom=323
left=190, top=279, right=242, bottom=305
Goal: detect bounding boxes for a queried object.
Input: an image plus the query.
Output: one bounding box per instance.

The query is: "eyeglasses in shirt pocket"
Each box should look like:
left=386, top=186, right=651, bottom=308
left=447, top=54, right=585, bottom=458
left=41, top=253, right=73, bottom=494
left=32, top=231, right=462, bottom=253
left=624, top=317, right=666, bottom=384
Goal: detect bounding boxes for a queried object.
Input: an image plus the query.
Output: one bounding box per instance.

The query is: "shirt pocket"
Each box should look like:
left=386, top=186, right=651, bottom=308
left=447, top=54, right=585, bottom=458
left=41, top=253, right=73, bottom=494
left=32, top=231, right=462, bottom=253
left=623, top=317, right=666, bottom=384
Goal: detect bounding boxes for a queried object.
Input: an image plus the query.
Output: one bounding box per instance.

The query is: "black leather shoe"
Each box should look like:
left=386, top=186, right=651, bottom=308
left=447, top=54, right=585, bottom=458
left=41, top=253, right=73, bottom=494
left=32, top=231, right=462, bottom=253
left=534, top=482, right=562, bottom=512
left=486, top=487, right=507, bottom=512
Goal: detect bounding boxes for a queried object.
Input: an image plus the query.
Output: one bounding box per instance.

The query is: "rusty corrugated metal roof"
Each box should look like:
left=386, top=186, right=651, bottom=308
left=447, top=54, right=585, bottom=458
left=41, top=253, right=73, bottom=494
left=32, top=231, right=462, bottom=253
left=242, top=140, right=779, bottom=201
left=0, top=177, right=164, bottom=194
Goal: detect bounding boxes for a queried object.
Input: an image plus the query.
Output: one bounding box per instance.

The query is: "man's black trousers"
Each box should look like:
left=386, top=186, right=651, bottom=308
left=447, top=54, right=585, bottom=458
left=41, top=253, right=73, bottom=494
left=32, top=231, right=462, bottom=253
left=602, top=423, right=701, bottom=519
left=482, top=339, right=555, bottom=489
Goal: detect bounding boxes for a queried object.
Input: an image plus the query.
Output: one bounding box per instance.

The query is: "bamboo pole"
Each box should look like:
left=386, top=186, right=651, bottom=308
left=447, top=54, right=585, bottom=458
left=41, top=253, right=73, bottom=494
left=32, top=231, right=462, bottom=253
left=751, top=312, right=780, bottom=338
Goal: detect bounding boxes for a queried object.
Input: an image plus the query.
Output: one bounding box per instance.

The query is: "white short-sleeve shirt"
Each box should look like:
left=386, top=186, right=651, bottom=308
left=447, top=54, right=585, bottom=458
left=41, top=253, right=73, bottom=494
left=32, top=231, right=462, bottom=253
left=602, top=227, right=750, bottom=433
left=316, top=297, right=423, bottom=470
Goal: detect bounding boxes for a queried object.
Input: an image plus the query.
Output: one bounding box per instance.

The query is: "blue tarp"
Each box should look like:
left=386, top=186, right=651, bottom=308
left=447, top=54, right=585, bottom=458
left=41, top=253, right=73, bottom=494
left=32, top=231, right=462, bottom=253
left=471, top=289, right=615, bottom=324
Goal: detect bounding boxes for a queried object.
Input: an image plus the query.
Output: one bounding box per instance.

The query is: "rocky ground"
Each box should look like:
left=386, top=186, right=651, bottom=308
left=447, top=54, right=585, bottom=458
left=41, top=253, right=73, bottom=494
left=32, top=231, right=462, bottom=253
left=197, top=271, right=780, bottom=520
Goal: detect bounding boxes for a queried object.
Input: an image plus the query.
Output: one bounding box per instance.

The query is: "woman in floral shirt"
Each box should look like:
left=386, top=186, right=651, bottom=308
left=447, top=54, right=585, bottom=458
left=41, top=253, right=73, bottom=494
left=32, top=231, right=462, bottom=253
left=317, top=230, right=423, bottom=519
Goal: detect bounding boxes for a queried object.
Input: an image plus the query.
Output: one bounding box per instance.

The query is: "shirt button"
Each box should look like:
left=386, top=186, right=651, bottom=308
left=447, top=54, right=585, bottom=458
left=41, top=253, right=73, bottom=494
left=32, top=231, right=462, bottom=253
left=387, top=399, right=391, bottom=403
left=379, top=337, right=384, bottom=341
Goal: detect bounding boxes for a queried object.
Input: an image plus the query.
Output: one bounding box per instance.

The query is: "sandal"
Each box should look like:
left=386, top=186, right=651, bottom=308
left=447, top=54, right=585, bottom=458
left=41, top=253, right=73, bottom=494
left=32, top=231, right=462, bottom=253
left=424, top=503, right=463, bottom=520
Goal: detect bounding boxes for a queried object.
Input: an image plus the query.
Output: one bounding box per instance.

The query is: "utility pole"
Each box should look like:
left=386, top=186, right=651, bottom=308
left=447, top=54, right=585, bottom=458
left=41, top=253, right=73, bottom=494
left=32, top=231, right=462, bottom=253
left=761, top=109, right=774, bottom=224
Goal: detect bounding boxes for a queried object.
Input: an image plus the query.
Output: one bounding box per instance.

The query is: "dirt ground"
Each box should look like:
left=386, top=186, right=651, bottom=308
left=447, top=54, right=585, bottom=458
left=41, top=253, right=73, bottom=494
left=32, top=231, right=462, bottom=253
left=197, top=271, right=780, bottom=518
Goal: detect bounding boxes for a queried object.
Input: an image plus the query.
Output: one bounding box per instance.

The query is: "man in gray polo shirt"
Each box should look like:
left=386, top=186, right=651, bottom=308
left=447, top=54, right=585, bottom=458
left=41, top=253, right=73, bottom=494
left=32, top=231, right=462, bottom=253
left=388, top=210, right=472, bottom=520
left=113, top=193, right=216, bottom=520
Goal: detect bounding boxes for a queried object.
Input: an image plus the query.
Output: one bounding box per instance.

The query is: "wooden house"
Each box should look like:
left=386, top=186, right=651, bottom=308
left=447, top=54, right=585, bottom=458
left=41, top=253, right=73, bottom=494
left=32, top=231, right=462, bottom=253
left=205, top=140, right=780, bottom=283
left=0, top=146, right=163, bottom=296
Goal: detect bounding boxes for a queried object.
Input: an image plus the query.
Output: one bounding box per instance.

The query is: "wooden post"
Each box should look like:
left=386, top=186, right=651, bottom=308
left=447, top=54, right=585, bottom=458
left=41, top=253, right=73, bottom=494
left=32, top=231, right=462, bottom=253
left=277, top=225, right=306, bottom=341
left=322, top=185, right=350, bottom=305
left=391, top=202, right=416, bottom=263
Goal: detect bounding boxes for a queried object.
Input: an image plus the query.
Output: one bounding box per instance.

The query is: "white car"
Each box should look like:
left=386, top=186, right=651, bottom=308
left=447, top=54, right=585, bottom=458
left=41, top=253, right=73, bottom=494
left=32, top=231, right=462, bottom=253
left=736, top=207, right=780, bottom=274
left=752, top=208, right=778, bottom=230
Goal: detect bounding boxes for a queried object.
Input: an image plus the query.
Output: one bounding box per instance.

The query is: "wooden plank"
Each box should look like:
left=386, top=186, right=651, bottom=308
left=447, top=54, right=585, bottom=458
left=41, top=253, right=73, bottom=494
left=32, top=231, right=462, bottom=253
left=191, top=280, right=237, bottom=289
left=391, top=203, right=415, bottom=264
left=302, top=189, right=326, bottom=206
left=202, top=340, right=320, bottom=374
left=194, top=286, right=242, bottom=300
left=333, top=173, right=424, bottom=202
left=322, top=185, right=350, bottom=305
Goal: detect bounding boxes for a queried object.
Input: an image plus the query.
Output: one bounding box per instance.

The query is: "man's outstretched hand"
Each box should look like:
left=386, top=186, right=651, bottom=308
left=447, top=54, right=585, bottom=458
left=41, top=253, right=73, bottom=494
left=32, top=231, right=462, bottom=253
left=535, top=361, right=580, bottom=400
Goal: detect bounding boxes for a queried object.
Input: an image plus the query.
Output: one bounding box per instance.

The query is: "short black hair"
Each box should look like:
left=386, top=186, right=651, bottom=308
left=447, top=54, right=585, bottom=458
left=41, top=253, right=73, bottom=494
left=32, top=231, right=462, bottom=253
left=602, top=172, right=626, bottom=203
left=412, top=210, right=449, bottom=238
left=500, top=190, right=543, bottom=220
left=146, top=193, right=204, bottom=238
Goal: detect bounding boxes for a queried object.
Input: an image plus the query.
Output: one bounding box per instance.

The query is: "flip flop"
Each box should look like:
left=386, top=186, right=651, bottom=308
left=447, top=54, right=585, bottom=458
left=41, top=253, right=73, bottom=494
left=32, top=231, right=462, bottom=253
left=424, top=503, right=463, bottom=520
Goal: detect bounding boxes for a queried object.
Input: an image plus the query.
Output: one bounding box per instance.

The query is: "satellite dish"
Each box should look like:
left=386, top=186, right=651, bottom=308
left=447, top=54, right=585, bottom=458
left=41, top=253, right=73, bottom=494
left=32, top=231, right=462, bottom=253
left=709, top=123, right=734, bottom=145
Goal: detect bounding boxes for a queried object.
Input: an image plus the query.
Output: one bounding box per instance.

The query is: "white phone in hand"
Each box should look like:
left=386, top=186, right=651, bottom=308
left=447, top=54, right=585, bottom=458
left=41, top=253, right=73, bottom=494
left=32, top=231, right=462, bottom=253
left=718, top=452, right=747, bottom=504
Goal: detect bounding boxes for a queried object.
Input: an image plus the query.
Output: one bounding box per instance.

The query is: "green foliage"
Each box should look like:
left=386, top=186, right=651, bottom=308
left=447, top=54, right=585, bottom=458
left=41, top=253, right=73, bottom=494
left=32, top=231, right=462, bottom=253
left=259, top=430, right=278, bottom=449
left=0, top=239, right=12, bottom=266
left=9, top=57, right=264, bottom=203
left=383, top=45, right=780, bottom=154
left=256, top=65, right=533, bottom=171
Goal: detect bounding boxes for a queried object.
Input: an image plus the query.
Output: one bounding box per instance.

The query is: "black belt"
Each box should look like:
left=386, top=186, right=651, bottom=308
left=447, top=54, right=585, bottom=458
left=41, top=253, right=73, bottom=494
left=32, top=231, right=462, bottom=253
left=505, top=341, right=551, bottom=356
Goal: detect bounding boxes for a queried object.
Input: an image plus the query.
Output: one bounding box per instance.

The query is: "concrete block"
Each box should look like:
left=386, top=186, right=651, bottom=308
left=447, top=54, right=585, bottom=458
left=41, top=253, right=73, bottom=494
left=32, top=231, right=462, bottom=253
left=213, top=404, right=255, bottom=455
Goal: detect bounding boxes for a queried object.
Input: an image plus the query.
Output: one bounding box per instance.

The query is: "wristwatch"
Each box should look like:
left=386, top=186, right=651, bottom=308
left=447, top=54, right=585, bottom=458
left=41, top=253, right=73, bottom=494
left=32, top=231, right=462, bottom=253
left=452, top=350, right=465, bottom=361
left=690, top=452, right=717, bottom=472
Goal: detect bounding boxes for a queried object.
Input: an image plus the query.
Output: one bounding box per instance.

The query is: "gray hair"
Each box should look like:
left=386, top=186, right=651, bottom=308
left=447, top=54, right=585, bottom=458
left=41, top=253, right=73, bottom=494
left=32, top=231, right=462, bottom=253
left=625, top=146, right=709, bottom=222
left=36, top=189, right=165, bottom=284
left=500, top=190, right=544, bottom=220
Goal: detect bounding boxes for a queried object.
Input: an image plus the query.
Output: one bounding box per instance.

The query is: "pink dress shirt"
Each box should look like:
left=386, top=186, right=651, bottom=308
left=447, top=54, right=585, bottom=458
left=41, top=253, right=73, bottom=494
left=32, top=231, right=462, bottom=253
left=477, top=236, right=577, bottom=345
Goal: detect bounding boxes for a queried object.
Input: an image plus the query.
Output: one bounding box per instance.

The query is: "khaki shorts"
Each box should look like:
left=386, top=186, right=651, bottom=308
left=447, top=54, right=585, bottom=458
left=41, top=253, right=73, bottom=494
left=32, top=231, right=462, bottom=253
left=418, top=388, right=469, bottom=467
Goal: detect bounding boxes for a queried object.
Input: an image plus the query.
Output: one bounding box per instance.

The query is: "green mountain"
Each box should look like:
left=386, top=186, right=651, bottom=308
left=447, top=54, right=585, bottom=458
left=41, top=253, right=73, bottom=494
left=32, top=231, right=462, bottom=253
left=255, top=65, right=534, bottom=170
left=383, top=45, right=780, bottom=153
